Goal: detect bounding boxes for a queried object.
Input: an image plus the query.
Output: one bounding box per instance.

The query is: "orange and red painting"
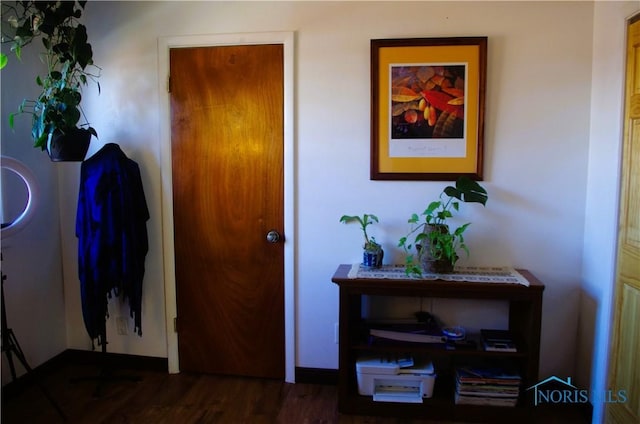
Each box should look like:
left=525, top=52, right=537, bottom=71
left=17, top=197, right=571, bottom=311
left=390, top=65, right=466, bottom=140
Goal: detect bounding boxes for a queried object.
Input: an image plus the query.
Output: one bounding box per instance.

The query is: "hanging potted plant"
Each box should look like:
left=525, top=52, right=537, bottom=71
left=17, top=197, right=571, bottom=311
left=1, top=1, right=100, bottom=161
left=339, top=213, right=384, bottom=268
left=398, top=176, right=488, bottom=276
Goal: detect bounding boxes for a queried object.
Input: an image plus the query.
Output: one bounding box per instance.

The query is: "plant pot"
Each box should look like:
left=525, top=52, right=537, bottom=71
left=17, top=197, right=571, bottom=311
left=47, top=128, right=92, bottom=162
left=363, top=248, right=384, bottom=269
left=419, top=224, right=455, bottom=274
left=423, top=258, right=454, bottom=274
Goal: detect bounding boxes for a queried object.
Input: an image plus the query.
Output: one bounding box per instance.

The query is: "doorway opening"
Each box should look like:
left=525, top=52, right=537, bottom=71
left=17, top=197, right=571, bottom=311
left=157, top=32, right=295, bottom=382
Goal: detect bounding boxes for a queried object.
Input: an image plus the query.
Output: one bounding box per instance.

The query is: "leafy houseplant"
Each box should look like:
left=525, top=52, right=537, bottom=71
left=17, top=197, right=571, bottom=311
left=1, top=1, right=100, bottom=159
left=398, top=176, right=488, bottom=276
left=339, top=213, right=384, bottom=268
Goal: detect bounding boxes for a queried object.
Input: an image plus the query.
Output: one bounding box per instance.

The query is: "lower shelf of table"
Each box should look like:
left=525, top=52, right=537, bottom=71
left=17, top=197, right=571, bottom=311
left=340, top=370, right=536, bottom=423
left=338, top=392, right=536, bottom=423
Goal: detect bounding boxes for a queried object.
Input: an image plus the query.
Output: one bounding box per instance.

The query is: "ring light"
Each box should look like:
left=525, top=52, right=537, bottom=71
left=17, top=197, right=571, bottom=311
left=1, top=156, right=39, bottom=239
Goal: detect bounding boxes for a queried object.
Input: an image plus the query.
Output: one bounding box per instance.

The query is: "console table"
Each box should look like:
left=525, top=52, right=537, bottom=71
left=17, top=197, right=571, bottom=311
left=331, top=264, right=545, bottom=422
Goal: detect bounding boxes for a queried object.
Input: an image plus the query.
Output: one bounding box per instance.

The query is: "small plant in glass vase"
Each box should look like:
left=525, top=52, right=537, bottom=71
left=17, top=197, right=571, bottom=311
left=399, top=176, right=488, bottom=276
left=339, top=213, right=384, bottom=269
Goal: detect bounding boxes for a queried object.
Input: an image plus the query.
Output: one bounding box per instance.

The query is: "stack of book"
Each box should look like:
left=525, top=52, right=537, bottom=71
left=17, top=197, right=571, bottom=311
left=481, top=329, right=517, bottom=352
left=454, top=366, right=521, bottom=407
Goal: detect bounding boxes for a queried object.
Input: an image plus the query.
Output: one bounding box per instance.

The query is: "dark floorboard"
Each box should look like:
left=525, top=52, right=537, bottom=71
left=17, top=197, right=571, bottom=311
left=2, top=362, right=590, bottom=423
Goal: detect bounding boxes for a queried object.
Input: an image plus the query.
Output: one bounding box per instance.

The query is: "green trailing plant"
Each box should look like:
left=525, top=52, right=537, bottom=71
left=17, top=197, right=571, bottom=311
left=339, top=213, right=382, bottom=252
left=398, top=176, right=488, bottom=276
left=1, top=1, right=100, bottom=149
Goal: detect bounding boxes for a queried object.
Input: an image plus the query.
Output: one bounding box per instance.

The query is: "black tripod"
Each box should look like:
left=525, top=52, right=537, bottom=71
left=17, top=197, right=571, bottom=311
left=1, top=259, right=66, bottom=420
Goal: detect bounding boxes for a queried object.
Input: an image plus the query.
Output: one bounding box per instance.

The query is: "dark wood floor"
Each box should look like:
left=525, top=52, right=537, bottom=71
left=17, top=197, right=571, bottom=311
left=2, top=359, right=591, bottom=424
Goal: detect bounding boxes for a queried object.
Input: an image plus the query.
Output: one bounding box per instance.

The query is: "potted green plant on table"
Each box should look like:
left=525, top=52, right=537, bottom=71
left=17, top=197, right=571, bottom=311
left=339, top=213, right=384, bottom=268
left=398, top=176, right=488, bottom=276
left=1, top=1, right=100, bottom=161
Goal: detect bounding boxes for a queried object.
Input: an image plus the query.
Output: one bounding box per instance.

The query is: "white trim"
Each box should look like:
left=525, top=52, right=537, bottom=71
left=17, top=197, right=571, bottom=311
left=157, top=32, right=296, bottom=383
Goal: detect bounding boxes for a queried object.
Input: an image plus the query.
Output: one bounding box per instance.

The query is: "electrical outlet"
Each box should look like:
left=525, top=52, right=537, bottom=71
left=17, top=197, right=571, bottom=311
left=116, top=317, right=128, bottom=335
left=334, top=323, right=339, bottom=344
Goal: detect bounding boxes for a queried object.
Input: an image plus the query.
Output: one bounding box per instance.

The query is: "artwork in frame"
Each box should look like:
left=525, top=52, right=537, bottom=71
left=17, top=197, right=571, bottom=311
left=370, top=37, right=487, bottom=181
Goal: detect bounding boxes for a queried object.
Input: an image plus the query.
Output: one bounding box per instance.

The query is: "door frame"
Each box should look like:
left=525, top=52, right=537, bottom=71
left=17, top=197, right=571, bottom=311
left=157, top=32, right=296, bottom=382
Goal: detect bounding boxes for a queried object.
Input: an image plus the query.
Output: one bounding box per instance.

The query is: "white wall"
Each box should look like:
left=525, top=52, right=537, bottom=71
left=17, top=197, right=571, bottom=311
left=580, top=2, right=639, bottom=423
left=70, top=0, right=594, bottom=375
left=0, top=2, right=625, bottom=407
left=0, top=43, right=67, bottom=384
left=296, top=1, right=594, bottom=374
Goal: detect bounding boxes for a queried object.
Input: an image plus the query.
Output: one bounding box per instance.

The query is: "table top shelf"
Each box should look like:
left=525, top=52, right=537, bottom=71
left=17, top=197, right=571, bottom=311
left=331, top=264, right=545, bottom=299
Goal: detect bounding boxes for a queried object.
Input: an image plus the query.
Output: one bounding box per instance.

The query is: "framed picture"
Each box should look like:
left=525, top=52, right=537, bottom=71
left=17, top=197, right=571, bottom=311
left=370, top=37, right=487, bottom=181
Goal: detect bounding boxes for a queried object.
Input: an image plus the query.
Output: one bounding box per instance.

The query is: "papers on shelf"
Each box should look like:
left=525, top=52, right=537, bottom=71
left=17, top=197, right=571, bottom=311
left=370, top=328, right=446, bottom=344
left=481, top=329, right=518, bottom=352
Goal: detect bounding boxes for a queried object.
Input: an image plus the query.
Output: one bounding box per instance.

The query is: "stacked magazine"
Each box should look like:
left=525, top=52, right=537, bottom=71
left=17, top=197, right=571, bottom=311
left=454, top=366, right=521, bottom=407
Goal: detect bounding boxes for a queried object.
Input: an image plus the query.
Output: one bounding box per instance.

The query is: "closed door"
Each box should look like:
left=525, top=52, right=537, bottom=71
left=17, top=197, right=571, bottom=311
left=170, top=44, right=284, bottom=378
left=607, top=13, right=640, bottom=424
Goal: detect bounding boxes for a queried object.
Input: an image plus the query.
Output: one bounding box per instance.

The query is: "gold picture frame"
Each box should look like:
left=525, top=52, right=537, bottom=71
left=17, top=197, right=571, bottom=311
left=370, top=37, right=487, bottom=181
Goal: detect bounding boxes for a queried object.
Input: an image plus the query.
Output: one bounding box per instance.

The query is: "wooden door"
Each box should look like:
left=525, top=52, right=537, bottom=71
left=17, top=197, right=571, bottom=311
left=170, top=45, right=284, bottom=379
left=607, top=14, right=640, bottom=424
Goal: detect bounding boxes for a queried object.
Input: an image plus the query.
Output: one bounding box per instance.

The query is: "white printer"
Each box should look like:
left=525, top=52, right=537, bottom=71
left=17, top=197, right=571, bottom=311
left=356, top=356, right=436, bottom=403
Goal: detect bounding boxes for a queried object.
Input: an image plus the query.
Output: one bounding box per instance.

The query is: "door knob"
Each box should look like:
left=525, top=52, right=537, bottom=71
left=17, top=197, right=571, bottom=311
left=266, top=230, right=281, bottom=243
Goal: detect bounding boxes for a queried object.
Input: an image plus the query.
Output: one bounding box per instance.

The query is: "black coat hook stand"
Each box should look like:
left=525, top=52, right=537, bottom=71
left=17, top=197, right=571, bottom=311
left=70, top=329, right=142, bottom=398
left=1, top=261, right=66, bottom=420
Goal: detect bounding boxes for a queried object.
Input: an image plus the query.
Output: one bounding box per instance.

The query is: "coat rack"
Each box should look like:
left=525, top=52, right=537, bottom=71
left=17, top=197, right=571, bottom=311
left=72, top=143, right=149, bottom=397
left=69, top=330, right=141, bottom=398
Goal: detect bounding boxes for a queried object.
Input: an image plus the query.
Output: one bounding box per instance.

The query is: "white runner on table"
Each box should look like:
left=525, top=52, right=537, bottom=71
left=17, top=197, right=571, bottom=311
left=347, top=264, right=529, bottom=286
